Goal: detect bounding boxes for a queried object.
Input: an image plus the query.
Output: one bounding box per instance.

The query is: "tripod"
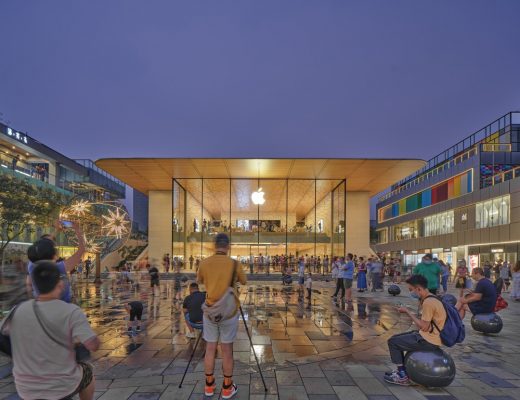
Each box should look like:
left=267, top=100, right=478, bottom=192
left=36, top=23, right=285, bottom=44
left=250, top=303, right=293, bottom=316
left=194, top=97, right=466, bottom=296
left=178, top=307, right=268, bottom=392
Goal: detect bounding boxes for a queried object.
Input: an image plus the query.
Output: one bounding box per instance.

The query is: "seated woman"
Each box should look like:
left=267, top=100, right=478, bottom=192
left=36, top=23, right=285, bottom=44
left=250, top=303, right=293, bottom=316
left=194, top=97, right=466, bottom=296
left=384, top=275, right=446, bottom=386
left=456, top=267, right=497, bottom=319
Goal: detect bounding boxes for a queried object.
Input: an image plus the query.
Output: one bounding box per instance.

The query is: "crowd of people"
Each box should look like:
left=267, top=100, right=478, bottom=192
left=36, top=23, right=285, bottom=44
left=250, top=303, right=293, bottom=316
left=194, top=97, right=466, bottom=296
left=3, top=222, right=520, bottom=398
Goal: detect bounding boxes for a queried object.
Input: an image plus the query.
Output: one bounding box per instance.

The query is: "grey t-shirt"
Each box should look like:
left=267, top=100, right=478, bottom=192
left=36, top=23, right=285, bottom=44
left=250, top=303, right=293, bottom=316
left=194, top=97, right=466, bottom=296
left=8, top=299, right=96, bottom=399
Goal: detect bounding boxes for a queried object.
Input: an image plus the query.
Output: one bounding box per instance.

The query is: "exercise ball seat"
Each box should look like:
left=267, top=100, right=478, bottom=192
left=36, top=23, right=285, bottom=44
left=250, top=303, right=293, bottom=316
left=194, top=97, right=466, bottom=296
left=471, top=313, right=503, bottom=334
left=404, top=349, right=456, bottom=387
left=441, top=294, right=457, bottom=307
left=388, top=285, right=401, bottom=296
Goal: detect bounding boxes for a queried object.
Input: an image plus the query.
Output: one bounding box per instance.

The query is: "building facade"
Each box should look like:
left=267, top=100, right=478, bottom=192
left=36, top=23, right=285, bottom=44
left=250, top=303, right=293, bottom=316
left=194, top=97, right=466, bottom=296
left=96, top=158, right=424, bottom=271
left=374, top=112, right=520, bottom=269
left=0, top=122, right=126, bottom=254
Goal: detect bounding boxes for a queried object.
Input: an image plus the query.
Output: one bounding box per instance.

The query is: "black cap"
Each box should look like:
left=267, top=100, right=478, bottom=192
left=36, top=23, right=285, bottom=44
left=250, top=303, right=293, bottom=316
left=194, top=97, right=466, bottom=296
left=215, top=233, right=230, bottom=247
left=424, top=253, right=433, bottom=259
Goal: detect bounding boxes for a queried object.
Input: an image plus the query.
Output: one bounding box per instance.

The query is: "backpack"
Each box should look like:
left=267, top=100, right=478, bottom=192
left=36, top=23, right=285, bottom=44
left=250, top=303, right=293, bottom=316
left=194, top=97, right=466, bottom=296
left=426, top=295, right=465, bottom=347
left=201, top=260, right=238, bottom=323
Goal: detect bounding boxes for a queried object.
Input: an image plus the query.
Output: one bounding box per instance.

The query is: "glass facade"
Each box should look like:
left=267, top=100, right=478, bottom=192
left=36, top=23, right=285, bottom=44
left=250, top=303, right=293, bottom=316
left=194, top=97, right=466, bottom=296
left=423, top=210, right=454, bottom=237
left=475, top=195, right=510, bottom=228
left=172, top=178, right=345, bottom=273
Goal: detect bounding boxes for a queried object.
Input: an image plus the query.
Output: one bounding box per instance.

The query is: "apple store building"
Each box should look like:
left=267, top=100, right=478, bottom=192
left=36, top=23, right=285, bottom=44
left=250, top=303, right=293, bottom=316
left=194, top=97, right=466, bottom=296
left=95, top=158, right=424, bottom=273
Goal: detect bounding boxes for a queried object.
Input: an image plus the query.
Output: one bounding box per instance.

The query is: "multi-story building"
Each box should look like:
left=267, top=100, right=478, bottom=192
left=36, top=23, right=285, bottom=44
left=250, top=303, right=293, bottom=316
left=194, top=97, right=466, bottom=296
left=374, top=112, right=520, bottom=270
left=0, top=122, right=126, bottom=253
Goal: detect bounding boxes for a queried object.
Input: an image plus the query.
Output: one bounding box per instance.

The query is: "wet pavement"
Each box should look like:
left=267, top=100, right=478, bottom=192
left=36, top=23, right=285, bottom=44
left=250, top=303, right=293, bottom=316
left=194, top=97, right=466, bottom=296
left=1, top=276, right=520, bottom=400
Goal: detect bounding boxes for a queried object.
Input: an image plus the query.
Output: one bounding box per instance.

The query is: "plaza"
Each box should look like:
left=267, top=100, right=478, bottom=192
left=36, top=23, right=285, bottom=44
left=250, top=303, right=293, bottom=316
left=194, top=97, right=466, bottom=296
left=2, top=276, right=520, bottom=400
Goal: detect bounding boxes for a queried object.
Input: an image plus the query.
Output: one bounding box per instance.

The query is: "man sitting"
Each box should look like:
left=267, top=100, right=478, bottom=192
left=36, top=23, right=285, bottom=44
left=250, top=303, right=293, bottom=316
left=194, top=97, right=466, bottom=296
left=385, top=275, right=446, bottom=386
left=456, top=267, right=497, bottom=319
left=182, top=282, right=206, bottom=338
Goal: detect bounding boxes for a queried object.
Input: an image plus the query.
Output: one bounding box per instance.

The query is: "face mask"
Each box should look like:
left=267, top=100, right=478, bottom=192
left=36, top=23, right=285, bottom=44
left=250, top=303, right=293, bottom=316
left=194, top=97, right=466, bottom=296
left=410, top=291, right=420, bottom=299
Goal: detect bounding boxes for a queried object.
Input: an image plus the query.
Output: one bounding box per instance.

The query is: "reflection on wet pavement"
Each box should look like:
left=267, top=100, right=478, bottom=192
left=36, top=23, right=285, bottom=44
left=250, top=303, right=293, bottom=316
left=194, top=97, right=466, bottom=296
left=72, top=276, right=413, bottom=377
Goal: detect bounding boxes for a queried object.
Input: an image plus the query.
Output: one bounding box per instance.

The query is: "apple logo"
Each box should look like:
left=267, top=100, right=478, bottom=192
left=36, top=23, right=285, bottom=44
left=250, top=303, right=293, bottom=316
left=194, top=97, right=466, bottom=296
left=251, top=188, right=266, bottom=205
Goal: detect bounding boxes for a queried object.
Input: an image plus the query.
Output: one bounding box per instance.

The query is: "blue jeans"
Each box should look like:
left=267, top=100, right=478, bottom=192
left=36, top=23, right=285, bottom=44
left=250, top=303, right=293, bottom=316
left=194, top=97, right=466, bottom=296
left=184, top=313, right=203, bottom=330
left=441, top=275, right=449, bottom=292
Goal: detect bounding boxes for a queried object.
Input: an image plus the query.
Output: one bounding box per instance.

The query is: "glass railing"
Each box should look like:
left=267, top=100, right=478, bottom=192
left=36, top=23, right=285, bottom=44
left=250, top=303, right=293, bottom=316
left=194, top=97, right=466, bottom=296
left=75, top=159, right=125, bottom=187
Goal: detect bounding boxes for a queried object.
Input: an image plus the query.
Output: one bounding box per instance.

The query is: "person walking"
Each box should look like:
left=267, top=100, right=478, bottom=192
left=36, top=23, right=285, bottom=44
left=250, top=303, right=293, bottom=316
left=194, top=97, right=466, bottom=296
left=412, top=254, right=442, bottom=295
left=331, top=257, right=346, bottom=300
left=370, top=258, right=384, bottom=291
left=4, top=261, right=100, bottom=400
left=500, top=261, right=511, bottom=292
left=197, top=233, right=247, bottom=399
left=510, top=261, right=520, bottom=301
left=455, top=259, right=471, bottom=297
left=343, top=253, right=355, bottom=302
left=297, top=256, right=306, bottom=293
left=440, top=260, right=450, bottom=294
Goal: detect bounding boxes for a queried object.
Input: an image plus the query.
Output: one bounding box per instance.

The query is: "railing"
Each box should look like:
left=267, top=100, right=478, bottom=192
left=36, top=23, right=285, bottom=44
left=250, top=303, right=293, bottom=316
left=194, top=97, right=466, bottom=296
left=481, top=165, right=520, bottom=188
left=378, top=111, right=520, bottom=203
left=0, top=162, right=72, bottom=196
left=378, top=147, right=477, bottom=202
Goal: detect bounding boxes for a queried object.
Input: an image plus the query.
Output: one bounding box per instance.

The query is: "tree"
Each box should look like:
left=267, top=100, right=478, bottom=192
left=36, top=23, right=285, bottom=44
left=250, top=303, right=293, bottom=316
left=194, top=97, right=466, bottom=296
left=0, top=174, right=67, bottom=263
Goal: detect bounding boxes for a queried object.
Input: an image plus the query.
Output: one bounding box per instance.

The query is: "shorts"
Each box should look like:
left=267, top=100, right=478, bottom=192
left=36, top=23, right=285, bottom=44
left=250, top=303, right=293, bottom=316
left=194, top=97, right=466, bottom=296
left=130, top=306, right=143, bottom=321
left=64, top=362, right=93, bottom=399
left=150, top=278, right=159, bottom=287
left=203, top=313, right=239, bottom=344
left=343, top=278, right=353, bottom=289
left=298, top=276, right=305, bottom=285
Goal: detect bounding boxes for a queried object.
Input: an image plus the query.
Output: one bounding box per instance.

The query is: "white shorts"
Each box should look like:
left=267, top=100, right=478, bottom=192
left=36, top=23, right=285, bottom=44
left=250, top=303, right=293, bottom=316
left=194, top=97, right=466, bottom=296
left=203, top=313, right=239, bottom=344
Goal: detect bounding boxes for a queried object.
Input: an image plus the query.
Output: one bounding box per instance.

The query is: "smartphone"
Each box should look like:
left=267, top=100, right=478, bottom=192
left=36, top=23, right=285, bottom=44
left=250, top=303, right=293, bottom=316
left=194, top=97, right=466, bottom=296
left=60, top=220, right=73, bottom=229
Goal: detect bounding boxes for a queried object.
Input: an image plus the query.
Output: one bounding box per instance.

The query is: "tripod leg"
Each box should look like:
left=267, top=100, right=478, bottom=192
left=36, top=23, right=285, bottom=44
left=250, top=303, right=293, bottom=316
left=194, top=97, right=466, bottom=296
left=179, top=330, right=203, bottom=388
left=239, top=306, right=268, bottom=392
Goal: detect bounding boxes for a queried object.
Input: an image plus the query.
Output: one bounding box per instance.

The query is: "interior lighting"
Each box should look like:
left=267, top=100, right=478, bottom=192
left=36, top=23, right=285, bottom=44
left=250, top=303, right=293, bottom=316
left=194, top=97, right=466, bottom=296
left=251, top=188, right=266, bottom=205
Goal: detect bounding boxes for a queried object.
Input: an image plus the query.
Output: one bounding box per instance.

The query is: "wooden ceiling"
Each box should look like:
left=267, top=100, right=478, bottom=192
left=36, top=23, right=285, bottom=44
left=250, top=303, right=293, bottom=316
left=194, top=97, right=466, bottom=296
left=95, top=158, right=425, bottom=196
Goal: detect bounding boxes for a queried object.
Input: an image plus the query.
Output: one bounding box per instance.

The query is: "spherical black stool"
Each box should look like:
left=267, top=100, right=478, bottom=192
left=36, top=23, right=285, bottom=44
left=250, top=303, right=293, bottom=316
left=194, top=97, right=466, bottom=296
left=441, top=294, right=457, bottom=307
left=388, top=285, right=401, bottom=296
left=404, top=349, right=456, bottom=387
left=471, top=313, right=503, bottom=334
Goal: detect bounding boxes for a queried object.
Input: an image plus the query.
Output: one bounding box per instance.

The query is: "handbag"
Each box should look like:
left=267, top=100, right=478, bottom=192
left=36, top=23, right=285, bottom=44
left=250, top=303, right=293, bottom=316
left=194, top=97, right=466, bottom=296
left=494, top=294, right=508, bottom=312
left=32, top=301, right=91, bottom=362
left=202, top=260, right=238, bottom=323
left=0, top=305, right=19, bottom=357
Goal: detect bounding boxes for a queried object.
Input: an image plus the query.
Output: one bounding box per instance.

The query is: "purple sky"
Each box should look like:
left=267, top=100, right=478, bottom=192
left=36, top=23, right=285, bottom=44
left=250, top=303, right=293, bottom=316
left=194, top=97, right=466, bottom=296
left=1, top=1, right=520, bottom=161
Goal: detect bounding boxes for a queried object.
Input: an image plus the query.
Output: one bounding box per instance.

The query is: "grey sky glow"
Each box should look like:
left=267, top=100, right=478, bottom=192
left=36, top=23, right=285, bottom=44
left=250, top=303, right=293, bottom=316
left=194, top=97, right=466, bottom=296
left=1, top=0, right=519, bottom=161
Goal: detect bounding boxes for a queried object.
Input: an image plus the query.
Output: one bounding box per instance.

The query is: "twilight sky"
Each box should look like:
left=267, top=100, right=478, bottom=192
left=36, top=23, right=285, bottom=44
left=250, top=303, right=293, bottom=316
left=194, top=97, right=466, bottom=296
left=1, top=1, right=519, bottom=161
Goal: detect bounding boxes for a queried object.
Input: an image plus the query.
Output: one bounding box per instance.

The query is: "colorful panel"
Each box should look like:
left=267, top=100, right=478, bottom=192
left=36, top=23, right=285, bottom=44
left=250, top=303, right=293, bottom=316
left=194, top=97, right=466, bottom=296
left=378, top=170, right=472, bottom=222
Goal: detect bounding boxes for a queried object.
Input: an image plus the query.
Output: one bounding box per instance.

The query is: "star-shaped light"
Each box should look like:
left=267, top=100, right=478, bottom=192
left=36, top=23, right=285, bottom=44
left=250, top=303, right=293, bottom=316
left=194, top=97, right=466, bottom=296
left=101, top=207, right=130, bottom=239
left=69, top=200, right=91, bottom=217
left=84, top=236, right=102, bottom=254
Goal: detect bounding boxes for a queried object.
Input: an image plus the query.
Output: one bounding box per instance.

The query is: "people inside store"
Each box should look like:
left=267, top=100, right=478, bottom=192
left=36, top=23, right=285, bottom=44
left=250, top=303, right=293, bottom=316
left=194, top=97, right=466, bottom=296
left=456, top=267, right=497, bottom=319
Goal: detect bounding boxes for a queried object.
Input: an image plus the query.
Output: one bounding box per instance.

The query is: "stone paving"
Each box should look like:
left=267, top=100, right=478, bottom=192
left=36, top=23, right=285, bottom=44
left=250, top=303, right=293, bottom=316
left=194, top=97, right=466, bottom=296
left=1, top=275, right=520, bottom=400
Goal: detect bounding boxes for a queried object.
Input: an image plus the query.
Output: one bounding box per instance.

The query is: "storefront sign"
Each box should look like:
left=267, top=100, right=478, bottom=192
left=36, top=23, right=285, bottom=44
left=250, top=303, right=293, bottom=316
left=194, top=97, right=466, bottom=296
left=491, top=248, right=504, bottom=253
left=6, top=127, right=28, bottom=144
left=461, top=213, right=467, bottom=222
left=443, top=248, right=451, bottom=252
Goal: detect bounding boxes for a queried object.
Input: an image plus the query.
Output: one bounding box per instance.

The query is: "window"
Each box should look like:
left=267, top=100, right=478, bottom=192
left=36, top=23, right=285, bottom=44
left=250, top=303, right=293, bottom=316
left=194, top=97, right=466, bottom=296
left=423, top=211, right=454, bottom=237
left=393, top=221, right=418, bottom=241
left=376, top=228, right=388, bottom=244
left=476, top=195, right=510, bottom=228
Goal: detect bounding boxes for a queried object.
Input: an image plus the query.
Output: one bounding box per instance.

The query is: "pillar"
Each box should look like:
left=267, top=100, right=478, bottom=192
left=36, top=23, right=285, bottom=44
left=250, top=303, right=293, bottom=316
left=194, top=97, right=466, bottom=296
left=346, top=191, right=374, bottom=257
left=148, top=190, right=172, bottom=269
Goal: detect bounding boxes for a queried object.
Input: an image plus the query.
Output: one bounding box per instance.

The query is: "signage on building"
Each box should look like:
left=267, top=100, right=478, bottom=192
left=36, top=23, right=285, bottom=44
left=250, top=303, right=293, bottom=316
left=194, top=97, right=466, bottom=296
left=491, top=248, right=504, bottom=253
left=461, top=213, right=467, bottom=223
left=6, top=127, right=28, bottom=144
left=469, top=255, right=479, bottom=272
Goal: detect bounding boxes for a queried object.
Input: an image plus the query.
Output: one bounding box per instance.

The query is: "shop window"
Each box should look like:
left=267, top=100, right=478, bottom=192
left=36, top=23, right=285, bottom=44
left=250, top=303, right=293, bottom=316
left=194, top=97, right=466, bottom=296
left=475, top=195, right=510, bottom=228
left=423, top=210, right=454, bottom=237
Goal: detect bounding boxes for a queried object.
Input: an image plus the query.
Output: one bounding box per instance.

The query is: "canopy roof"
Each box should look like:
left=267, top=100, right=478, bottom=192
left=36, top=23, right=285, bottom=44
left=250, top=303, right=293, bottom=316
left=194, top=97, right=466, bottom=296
left=95, top=158, right=425, bottom=196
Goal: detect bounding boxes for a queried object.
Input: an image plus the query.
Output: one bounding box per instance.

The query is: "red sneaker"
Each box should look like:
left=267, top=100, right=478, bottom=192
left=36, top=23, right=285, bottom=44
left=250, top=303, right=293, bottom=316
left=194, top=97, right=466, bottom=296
left=222, top=383, right=238, bottom=399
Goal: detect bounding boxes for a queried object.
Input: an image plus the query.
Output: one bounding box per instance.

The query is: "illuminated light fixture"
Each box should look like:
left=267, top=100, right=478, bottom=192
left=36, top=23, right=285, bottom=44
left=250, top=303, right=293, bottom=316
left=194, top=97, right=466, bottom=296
left=251, top=188, right=265, bottom=205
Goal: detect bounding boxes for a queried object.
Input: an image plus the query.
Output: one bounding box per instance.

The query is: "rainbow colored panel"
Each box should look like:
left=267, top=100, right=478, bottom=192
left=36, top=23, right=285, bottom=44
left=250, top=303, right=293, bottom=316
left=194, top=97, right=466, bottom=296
left=377, top=169, right=473, bottom=222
